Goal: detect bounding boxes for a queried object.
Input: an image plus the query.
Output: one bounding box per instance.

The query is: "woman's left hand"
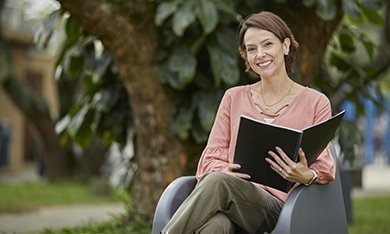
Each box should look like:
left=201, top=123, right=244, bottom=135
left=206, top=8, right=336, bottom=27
left=265, top=147, right=313, bottom=184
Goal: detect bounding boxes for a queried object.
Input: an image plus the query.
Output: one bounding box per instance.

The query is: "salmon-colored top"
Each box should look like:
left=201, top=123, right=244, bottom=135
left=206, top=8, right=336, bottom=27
left=196, top=85, right=336, bottom=202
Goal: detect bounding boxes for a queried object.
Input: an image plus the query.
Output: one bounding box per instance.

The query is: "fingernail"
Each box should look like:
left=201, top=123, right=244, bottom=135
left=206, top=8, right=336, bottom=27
left=275, top=146, right=281, bottom=151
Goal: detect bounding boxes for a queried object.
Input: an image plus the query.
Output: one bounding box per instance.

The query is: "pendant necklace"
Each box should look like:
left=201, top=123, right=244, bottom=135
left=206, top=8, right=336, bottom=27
left=260, top=80, right=294, bottom=110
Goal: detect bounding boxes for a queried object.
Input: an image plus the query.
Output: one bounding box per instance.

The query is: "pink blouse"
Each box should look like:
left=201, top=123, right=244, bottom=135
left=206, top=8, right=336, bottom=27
left=196, top=85, right=336, bottom=202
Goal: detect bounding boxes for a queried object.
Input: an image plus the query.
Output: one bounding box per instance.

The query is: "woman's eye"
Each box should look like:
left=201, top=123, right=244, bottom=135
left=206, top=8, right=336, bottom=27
left=265, top=42, right=273, bottom=47
left=246, top=48, right=255, bottom=52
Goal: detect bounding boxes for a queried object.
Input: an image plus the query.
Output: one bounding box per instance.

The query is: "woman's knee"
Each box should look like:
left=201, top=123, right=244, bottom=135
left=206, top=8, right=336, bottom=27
left=196, top=212, right=235, bottom=234
left=198, top=172, right=233, bottom=188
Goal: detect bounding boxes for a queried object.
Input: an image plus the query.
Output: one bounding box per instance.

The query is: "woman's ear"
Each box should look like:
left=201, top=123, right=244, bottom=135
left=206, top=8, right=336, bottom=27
left=283, top=38, right=291, bottom=55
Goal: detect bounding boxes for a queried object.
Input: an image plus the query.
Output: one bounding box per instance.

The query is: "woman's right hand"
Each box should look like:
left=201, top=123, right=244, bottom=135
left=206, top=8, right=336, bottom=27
left=223, top=163, right=251, bottom=179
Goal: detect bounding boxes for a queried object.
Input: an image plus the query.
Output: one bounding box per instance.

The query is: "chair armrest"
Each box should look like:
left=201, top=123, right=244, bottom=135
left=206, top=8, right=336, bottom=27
left=152, top=176, right=197, bottom=234
left=272, top=144, right=348, bottom=233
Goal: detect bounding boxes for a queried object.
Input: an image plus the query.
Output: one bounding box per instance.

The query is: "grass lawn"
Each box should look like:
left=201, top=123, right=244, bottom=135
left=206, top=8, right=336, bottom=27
left=0, top=180, right=119, bottom=213
left=349, top=195, right=390, bottom=233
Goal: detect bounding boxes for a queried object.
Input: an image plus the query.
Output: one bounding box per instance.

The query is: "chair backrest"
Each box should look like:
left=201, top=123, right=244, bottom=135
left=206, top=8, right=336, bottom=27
left=152, top=176, right=197, bottom=234
left=272, top=144, right=349, bottom=233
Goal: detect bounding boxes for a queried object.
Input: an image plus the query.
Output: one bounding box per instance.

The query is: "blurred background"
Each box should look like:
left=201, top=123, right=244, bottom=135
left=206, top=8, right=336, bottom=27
left=0, top=0, right=389, bottom=233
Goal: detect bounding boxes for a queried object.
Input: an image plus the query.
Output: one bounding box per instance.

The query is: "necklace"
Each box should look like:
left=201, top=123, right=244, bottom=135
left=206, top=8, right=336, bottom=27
left=260, top=80, right=294, bottom=110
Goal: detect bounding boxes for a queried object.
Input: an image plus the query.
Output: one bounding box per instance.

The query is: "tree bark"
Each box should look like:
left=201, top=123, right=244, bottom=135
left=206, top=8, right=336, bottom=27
left=283, top=2, right=344, bottom=85
left=57, top=0, right=187, bottom=220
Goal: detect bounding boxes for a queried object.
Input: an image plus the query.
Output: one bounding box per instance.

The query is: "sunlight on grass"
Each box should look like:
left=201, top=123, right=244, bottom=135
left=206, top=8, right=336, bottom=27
left=0, top=181, right=119, bottom=213
left=349, top=195, right=390, bottom=233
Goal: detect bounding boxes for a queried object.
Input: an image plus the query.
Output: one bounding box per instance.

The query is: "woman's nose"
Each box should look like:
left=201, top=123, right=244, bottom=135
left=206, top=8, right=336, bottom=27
left=256, top=49, right=265, bottom=58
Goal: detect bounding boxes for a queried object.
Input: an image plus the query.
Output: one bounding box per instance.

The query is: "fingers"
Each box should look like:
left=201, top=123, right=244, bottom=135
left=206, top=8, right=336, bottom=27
left=224, top=164, right=251, bottom=179
left=265, top=157, right=285, bottom=176
left=267, top=148, right=289, bottom=171
left=227, top=163, right=241, bottom=172
left=298, top=148, right=307, bottom=165
left=275, top=147, right=294, bottom=165
left=227, top=171, right=251, bottom=179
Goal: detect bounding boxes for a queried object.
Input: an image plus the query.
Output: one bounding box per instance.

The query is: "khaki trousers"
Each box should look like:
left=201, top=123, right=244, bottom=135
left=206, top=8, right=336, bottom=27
left=162, top=172, right=284, bottom=234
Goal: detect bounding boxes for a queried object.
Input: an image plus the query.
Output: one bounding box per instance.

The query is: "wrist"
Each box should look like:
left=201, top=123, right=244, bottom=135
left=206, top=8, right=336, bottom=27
left=304, top=169, right=318, bottom=186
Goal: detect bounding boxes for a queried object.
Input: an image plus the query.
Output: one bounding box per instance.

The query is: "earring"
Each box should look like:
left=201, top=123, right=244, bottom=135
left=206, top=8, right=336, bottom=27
left=284, top=51, right=289, bottom=56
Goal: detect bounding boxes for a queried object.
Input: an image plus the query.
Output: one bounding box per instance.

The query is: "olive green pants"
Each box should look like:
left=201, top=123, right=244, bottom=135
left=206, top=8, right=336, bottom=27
left=162, top=172, right=284, bottom=234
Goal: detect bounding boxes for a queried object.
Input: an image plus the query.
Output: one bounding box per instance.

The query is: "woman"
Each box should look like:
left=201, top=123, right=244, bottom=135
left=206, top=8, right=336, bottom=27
left=162, top=11, right=335, bottom=233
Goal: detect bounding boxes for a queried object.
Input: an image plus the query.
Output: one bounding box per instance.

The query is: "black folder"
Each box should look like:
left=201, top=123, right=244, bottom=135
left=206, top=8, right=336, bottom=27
left=233, top=110, right=345, bottom=192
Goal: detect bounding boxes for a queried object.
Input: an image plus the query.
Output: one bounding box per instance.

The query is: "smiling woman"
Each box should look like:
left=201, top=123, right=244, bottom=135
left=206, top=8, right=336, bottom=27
left=161, top=11, right=337, bottom=234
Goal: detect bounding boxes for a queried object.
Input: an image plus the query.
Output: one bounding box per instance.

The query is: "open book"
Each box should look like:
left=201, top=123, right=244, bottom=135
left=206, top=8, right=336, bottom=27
left=233, top=110, right=345, bottom=192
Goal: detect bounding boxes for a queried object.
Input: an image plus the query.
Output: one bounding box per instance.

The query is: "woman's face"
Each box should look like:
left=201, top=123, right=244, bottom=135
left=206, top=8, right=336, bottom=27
left=243, top=27, right=290, bottom=79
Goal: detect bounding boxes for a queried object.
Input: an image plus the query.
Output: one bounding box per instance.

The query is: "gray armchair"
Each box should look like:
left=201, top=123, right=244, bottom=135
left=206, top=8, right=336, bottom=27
left=152, top=145, right=349, bottom=233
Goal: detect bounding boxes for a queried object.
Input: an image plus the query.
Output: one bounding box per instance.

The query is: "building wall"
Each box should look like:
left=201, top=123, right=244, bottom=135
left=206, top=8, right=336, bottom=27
left=0, top=42, right=58, bottom=172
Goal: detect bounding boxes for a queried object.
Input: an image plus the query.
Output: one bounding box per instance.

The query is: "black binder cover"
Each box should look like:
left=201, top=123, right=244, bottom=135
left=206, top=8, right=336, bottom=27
left=233, top=110, right=345, bottom=192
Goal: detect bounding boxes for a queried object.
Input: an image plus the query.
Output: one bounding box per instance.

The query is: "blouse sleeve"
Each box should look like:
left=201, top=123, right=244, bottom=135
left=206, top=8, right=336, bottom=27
left=309, top=94, right=336, bottom=184
left=196, top=92, right=232, bottom=180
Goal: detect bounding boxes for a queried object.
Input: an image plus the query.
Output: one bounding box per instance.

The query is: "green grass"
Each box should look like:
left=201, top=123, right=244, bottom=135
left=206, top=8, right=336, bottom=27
left=349, top=195, right=390, bottom=233
left=0, top=180, right=119, bottom=213
left=41, top=215, right=151, bottom=234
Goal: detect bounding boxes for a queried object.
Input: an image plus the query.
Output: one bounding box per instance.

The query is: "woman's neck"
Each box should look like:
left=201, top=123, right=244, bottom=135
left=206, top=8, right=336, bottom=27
left=260, top=74, right=291, bottom=95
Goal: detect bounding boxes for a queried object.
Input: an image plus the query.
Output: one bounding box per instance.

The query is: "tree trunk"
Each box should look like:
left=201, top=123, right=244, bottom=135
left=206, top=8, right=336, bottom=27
left=283, top=2, right=343, bottom=85
left=57, top=0, right=187, bottom=220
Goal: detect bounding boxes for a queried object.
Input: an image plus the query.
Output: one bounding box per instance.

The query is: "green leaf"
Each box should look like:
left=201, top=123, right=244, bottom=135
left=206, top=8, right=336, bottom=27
left=303, top=0, right=316, bottom=7
left=191, top=123, right=209, bottom=143
left=215, top=27, right=237, bottom=57
left=172, top=1, right=196, bottom=36
left=195, top=90, right=223, bottom=131
left=360, top=0, right=384, bottom=10
left=361, top=40, right=375, bottom=61
left=169, top=106, right=194, bottom=140
left=67, top=55, right=84, bottom=77
left=35, top=10, right=61, bottom=49
left=168, top=46, right=197, bottom=89
left=155, top=0, right=181, bottom=26
left=361, top=6, right=383, bottom=25
left=316, top=0, right=337, bottom=21
left=72, top=108, right=94, bottom=147
left=68, top=103, right=90, bottom=137
left=342, top=0, right=361, bottom=19
left=55, top=115, right=71, bottom=134
left=196, top=0, right=219, bottom=34
left=66, top=16, right=83, bottom=44
left=329, top=53, right=352, bottom=72
left=339, top=32, right=355, bottom=53
left=211, top=0, right=237, bottom=18
left=207, top=44, right=239, bottom=86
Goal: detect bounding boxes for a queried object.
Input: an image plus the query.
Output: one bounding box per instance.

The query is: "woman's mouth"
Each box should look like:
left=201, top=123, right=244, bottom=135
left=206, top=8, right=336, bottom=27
left=257, top=60, right=272, bottom=68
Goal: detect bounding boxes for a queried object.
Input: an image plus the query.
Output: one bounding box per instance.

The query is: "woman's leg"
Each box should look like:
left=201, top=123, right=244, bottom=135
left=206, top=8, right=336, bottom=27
left=195, top=212, right=235, bottom=234
left=162, top=172, right=283, bottom=233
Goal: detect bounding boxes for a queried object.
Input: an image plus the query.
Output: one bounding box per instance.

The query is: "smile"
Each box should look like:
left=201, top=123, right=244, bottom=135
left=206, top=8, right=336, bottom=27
left=257, top=60, right=272, bottom=68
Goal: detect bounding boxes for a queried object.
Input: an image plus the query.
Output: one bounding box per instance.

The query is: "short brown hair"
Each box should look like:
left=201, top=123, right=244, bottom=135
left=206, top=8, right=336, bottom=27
left=238, top=11, right=299, bottom=75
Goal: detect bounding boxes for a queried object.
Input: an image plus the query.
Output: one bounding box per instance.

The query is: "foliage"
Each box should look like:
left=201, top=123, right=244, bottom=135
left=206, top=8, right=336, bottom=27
left=318, top=0, right=387, bottom=109
left=36, top=11, right=133, bottom=148
left=36, top=0, right=388, bottom=150
left=315, top=0, right=388, bottom=164
left=0, top=181, right=119, bottom=213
